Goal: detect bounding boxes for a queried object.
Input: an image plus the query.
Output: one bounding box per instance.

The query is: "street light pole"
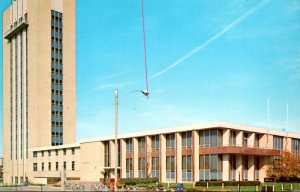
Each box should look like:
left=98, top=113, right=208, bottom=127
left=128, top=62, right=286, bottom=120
left=114, top=89, right=119, bottom=192
left=114, top=89, right=149, bottom=191
left=238, top=172, right=241, bottom=192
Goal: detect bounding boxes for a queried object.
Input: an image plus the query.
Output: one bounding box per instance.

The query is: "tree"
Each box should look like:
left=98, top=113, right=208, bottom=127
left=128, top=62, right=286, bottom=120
left=266, top=151, right=300, bottom=180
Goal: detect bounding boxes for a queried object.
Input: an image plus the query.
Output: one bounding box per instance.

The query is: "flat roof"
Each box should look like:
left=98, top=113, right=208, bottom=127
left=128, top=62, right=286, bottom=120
left=80, top=121, right=300, bottom=144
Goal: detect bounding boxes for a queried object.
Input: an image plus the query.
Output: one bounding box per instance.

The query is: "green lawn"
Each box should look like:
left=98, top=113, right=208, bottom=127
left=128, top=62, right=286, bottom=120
left=154, top=182, right=300, bottom=191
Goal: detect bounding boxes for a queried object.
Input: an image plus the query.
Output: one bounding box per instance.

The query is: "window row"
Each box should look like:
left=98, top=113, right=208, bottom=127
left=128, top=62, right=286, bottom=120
left=52, top=100, right=63, bottom=106
left=33, top=161, right=75, bottom=172
left=33, top=148, right=75, bottom=158
left=52, top=121, right=63, bottom=126
left=51, top=26, right=63, bottom=33
left=52, top=58, right=63, bottom=64
left=51, top=68, right=63, bottom=74
left=51, top=47, right=63, bottom=53
left=51, top=37, right=63, bottom=43
left=51, top=89, right=63, bottom=95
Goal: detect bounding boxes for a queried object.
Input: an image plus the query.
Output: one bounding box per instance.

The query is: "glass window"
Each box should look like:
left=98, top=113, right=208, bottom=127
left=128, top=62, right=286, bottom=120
left=152, top=135, right=160, bottom=150
left=151, top=157, right=160, bottom=178
left=33, top=163, right=37, bottom=171
left=199, top=129, right=222, bottom=147
left=138, top=137, right=146, bottom=151
left=182, top=132, right=192, bottom=148
left=199, top=154, right=223, bottom=181
left=126, top=139, right=133, bottom=152
left=182, top=155, right=192, bottom=181
left=292, top=139, right=300, bottom=157
left=56, top=162, right=59, bottom=171
left=273, top=136, right=283, bottom=150
left=41, top=163, right=44, bottom=171
left=48, top=162, right=51, bottom=171
left=126, top=158, right=133, bottom=178
left=230, top=131, right=236, bottom=146
left=72, top=161, right=75, bottom=171
left=104, top=141, right=110, bottom=167
left=166, top=156, right=175, bottom=180
left=166, top=134, right=175, bottom=149
left=138, top=157, right=146, bottom=178
left=33, top=152, right=37, bottom=157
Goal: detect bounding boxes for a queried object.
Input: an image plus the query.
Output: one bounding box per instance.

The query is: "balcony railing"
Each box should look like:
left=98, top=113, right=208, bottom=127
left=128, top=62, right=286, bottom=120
left=4, top=15, right=28, bottom=40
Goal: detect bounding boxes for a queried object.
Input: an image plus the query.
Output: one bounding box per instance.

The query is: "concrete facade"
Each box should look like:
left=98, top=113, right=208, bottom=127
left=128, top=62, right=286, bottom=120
left=2, top=0, right=76, bottom=184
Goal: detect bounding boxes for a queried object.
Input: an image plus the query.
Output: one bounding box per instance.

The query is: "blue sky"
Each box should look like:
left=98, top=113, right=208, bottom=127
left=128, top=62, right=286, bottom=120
left=1, top=0, right=300, bottom=156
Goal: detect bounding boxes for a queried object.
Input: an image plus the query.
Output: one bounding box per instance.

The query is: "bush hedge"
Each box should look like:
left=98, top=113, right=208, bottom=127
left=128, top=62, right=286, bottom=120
left=121, top=178, right=159, bottom=185
left=195, top=181, right=261, bottom=187
left=186, top=188, right=231, bottom=192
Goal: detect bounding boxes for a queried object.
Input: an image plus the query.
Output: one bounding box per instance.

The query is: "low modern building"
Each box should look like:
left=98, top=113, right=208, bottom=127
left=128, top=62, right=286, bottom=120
left=26, top=122, right=300, bottom=184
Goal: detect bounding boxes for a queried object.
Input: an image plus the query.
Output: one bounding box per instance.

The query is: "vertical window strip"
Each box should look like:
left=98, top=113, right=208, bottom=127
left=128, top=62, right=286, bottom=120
left=10, top=37, right=13, bottom=160
left=15, top=35, right=18, bottom=160
left=20, top=31, right=23, bottom=159
left=26, top=29, right=28, bottom=159
left=51, top=10, right=63, bottom=146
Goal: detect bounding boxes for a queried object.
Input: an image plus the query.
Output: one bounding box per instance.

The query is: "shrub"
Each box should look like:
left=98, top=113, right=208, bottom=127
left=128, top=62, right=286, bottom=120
left=195, top=181, right=260, bottom=187
left=121, top=178, right=159, bottom=186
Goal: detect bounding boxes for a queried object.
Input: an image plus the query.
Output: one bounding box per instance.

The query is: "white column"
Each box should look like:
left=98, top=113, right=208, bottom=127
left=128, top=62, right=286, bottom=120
left=248, top=156, right=255, bottom=181
left=193, top=130, right=199, bottom=182
left=109, top=140, right=116, bottom=178
left=236, top=131, right=243, bottom=146
left=146, top=136, right=152, bottom=177
left=176, top=132, right=182, bottom=183
left=120, top=139, right=126, bottom=178
left=223, top=129, right=230, bottom=146
left=236, top=155, right=242, bottom=181
left=133, top=138, right=138, bottom=178
left=160, top=134, right=166, bottom=183
left=248, top=133, right=255, bottom=148
left=222, top=154, right=230, bottom=181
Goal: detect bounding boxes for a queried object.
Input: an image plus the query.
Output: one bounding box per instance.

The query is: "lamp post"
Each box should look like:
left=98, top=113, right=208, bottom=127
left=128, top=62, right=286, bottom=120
left=238, top=171, right=241, bottom=192
left=114, top=89, right=149, bottom=191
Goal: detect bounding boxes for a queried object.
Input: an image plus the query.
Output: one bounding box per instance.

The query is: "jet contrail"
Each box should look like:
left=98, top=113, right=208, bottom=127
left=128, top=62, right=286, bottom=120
left=150, top=1, right=269, bottom=79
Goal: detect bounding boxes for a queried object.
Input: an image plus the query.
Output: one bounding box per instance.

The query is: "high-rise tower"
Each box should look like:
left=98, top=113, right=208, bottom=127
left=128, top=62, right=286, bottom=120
left=2, top=0, right=76, bottom=184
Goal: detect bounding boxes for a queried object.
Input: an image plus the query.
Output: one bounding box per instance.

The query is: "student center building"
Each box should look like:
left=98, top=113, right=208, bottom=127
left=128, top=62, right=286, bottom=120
left=2, top=0, right=300, bottom=185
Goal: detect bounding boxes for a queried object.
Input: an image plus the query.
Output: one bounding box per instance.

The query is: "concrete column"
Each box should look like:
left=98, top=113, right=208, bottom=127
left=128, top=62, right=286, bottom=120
left=133, top=138, right=138, bottom=178
left=222, top=154, right=230, bottom=181
left=259, top=156, right=270, bottom=182
left=176, top=132, right=182, bottom=182
left=236, top=131, right=243, bottom=146
left=193, top=130, right=199, bottom=182
left=248, top=156, right=255, bottom=181
left=285, top=137, right=291, bottom=152
left=109, top=140, right=116, bottom=178
left=146, top=136, right=152, bottom=177
left=160, top=134, right=166, bottom=183
left=223, top=129, right=230, bottom=146
left=120, top=139, right=126, bottom=178
left=236, top=155, right=242, bottom=181
left=248, top=133, right=255, bottom=148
